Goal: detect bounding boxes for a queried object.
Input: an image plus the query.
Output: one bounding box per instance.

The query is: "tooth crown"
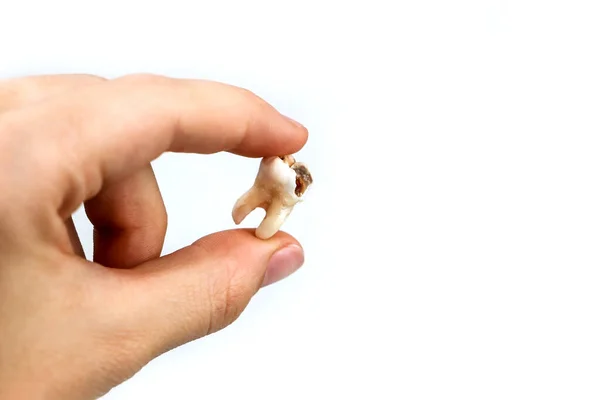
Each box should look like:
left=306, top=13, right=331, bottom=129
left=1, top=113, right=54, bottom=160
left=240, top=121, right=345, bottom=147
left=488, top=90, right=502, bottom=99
left=232, top=155, right=312, bottom=240
left=255, top=157, right=299, bottom=205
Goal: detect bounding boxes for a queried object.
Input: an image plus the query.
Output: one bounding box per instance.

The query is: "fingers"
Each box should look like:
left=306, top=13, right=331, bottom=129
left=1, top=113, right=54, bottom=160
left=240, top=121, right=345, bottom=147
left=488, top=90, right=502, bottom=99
left=84, top=165, right=167, bottom=268
left=0, top=74, right=308, bottom=217
left=0, top=74, right=106, bottom=112
left=106, top=229, right=304, bottom=357
left=0, top=74, right=107, bottom=258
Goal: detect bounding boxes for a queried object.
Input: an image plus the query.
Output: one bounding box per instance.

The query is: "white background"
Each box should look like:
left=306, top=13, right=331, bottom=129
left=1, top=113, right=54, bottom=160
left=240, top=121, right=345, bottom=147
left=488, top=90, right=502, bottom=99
left=1, top=0, right=600, bottom=399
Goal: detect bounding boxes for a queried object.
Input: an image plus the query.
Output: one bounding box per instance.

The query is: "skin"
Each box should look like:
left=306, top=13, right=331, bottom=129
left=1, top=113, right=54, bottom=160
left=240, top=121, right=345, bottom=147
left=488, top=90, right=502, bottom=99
left=0, top=73, right=308, bottom=399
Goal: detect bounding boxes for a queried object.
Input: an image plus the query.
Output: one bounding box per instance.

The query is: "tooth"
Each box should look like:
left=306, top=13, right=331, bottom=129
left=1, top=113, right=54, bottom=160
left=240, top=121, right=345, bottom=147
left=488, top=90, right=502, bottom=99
left=232, top=155, right=313, bottom=239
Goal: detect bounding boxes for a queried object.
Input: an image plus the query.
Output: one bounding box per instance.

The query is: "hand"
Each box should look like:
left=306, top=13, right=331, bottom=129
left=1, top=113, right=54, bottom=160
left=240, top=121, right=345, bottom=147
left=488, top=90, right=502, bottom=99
left=0, top=74, right=308, bottom=399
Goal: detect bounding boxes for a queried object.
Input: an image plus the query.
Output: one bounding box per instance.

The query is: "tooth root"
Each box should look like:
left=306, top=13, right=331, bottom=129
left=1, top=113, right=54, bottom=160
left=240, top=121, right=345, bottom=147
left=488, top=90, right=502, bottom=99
left=255, top=201, right=293, bottom=240
left=232, top=187, right=267, bottom=225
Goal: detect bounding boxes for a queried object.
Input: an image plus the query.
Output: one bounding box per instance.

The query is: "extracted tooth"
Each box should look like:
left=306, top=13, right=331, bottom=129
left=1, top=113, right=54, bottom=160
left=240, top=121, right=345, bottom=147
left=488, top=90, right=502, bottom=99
left=232, top=155, right=313, bottom=240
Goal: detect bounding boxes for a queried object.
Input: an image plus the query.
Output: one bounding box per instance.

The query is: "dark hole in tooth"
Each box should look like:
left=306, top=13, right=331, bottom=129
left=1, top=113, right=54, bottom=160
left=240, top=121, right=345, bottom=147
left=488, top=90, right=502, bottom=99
left=295, top=177, right=304, bottom=197
left=291, top=163, right=313, bottom=197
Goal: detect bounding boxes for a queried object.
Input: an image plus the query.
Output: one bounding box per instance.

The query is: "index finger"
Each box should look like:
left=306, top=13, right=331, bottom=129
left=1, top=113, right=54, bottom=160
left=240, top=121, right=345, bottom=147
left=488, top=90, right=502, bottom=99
left=0, top=74, right=308, bottom=214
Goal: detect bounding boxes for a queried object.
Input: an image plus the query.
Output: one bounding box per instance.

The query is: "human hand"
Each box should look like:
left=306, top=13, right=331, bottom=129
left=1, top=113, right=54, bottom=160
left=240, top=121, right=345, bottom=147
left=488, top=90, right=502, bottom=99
left=0, top=74, right=308, bottom=399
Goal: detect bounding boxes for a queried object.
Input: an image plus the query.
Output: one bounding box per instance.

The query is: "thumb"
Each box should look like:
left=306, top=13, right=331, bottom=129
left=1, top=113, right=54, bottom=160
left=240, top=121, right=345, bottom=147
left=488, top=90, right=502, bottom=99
left=113, top=229, right=304, bottom=357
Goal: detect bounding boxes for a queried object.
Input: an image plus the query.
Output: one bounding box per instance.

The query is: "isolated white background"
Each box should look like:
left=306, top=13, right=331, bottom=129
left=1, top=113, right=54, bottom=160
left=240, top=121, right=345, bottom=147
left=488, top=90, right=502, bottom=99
left=1, top=1, right=600, bottom=399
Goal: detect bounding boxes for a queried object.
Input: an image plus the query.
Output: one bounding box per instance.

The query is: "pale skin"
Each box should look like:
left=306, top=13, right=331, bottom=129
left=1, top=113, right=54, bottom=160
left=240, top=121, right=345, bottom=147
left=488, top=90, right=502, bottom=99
left=0, top=74, right=308, bottom=399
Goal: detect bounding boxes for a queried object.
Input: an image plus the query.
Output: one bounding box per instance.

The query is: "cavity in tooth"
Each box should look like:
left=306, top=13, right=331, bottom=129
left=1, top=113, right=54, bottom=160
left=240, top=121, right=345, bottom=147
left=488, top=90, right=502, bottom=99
left=232, top=155, right=313, bottom=239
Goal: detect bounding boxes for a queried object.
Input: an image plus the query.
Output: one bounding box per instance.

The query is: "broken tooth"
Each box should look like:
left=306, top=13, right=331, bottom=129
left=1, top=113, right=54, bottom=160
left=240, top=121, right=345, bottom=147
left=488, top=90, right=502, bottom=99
left=232, top=155, right=313, bottom=239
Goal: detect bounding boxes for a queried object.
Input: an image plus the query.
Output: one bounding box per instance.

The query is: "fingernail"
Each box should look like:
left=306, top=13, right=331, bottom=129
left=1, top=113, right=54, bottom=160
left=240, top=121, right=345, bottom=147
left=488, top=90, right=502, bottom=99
left=262, top=245, right=305, bottom=287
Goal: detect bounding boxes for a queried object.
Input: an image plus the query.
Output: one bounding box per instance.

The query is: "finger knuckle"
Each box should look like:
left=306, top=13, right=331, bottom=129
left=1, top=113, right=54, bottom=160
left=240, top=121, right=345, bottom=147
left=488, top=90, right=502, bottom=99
left=72, top=73, right=107, bottom=83
left=187, top=242, right=252, bottom=334
left=208, top=273, right=248, bottom=331
left=238, top=86, right=258, bottom=100
left=171, top=242, right=247, bottom=337
left=118, top=73, right=171, bottom=87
